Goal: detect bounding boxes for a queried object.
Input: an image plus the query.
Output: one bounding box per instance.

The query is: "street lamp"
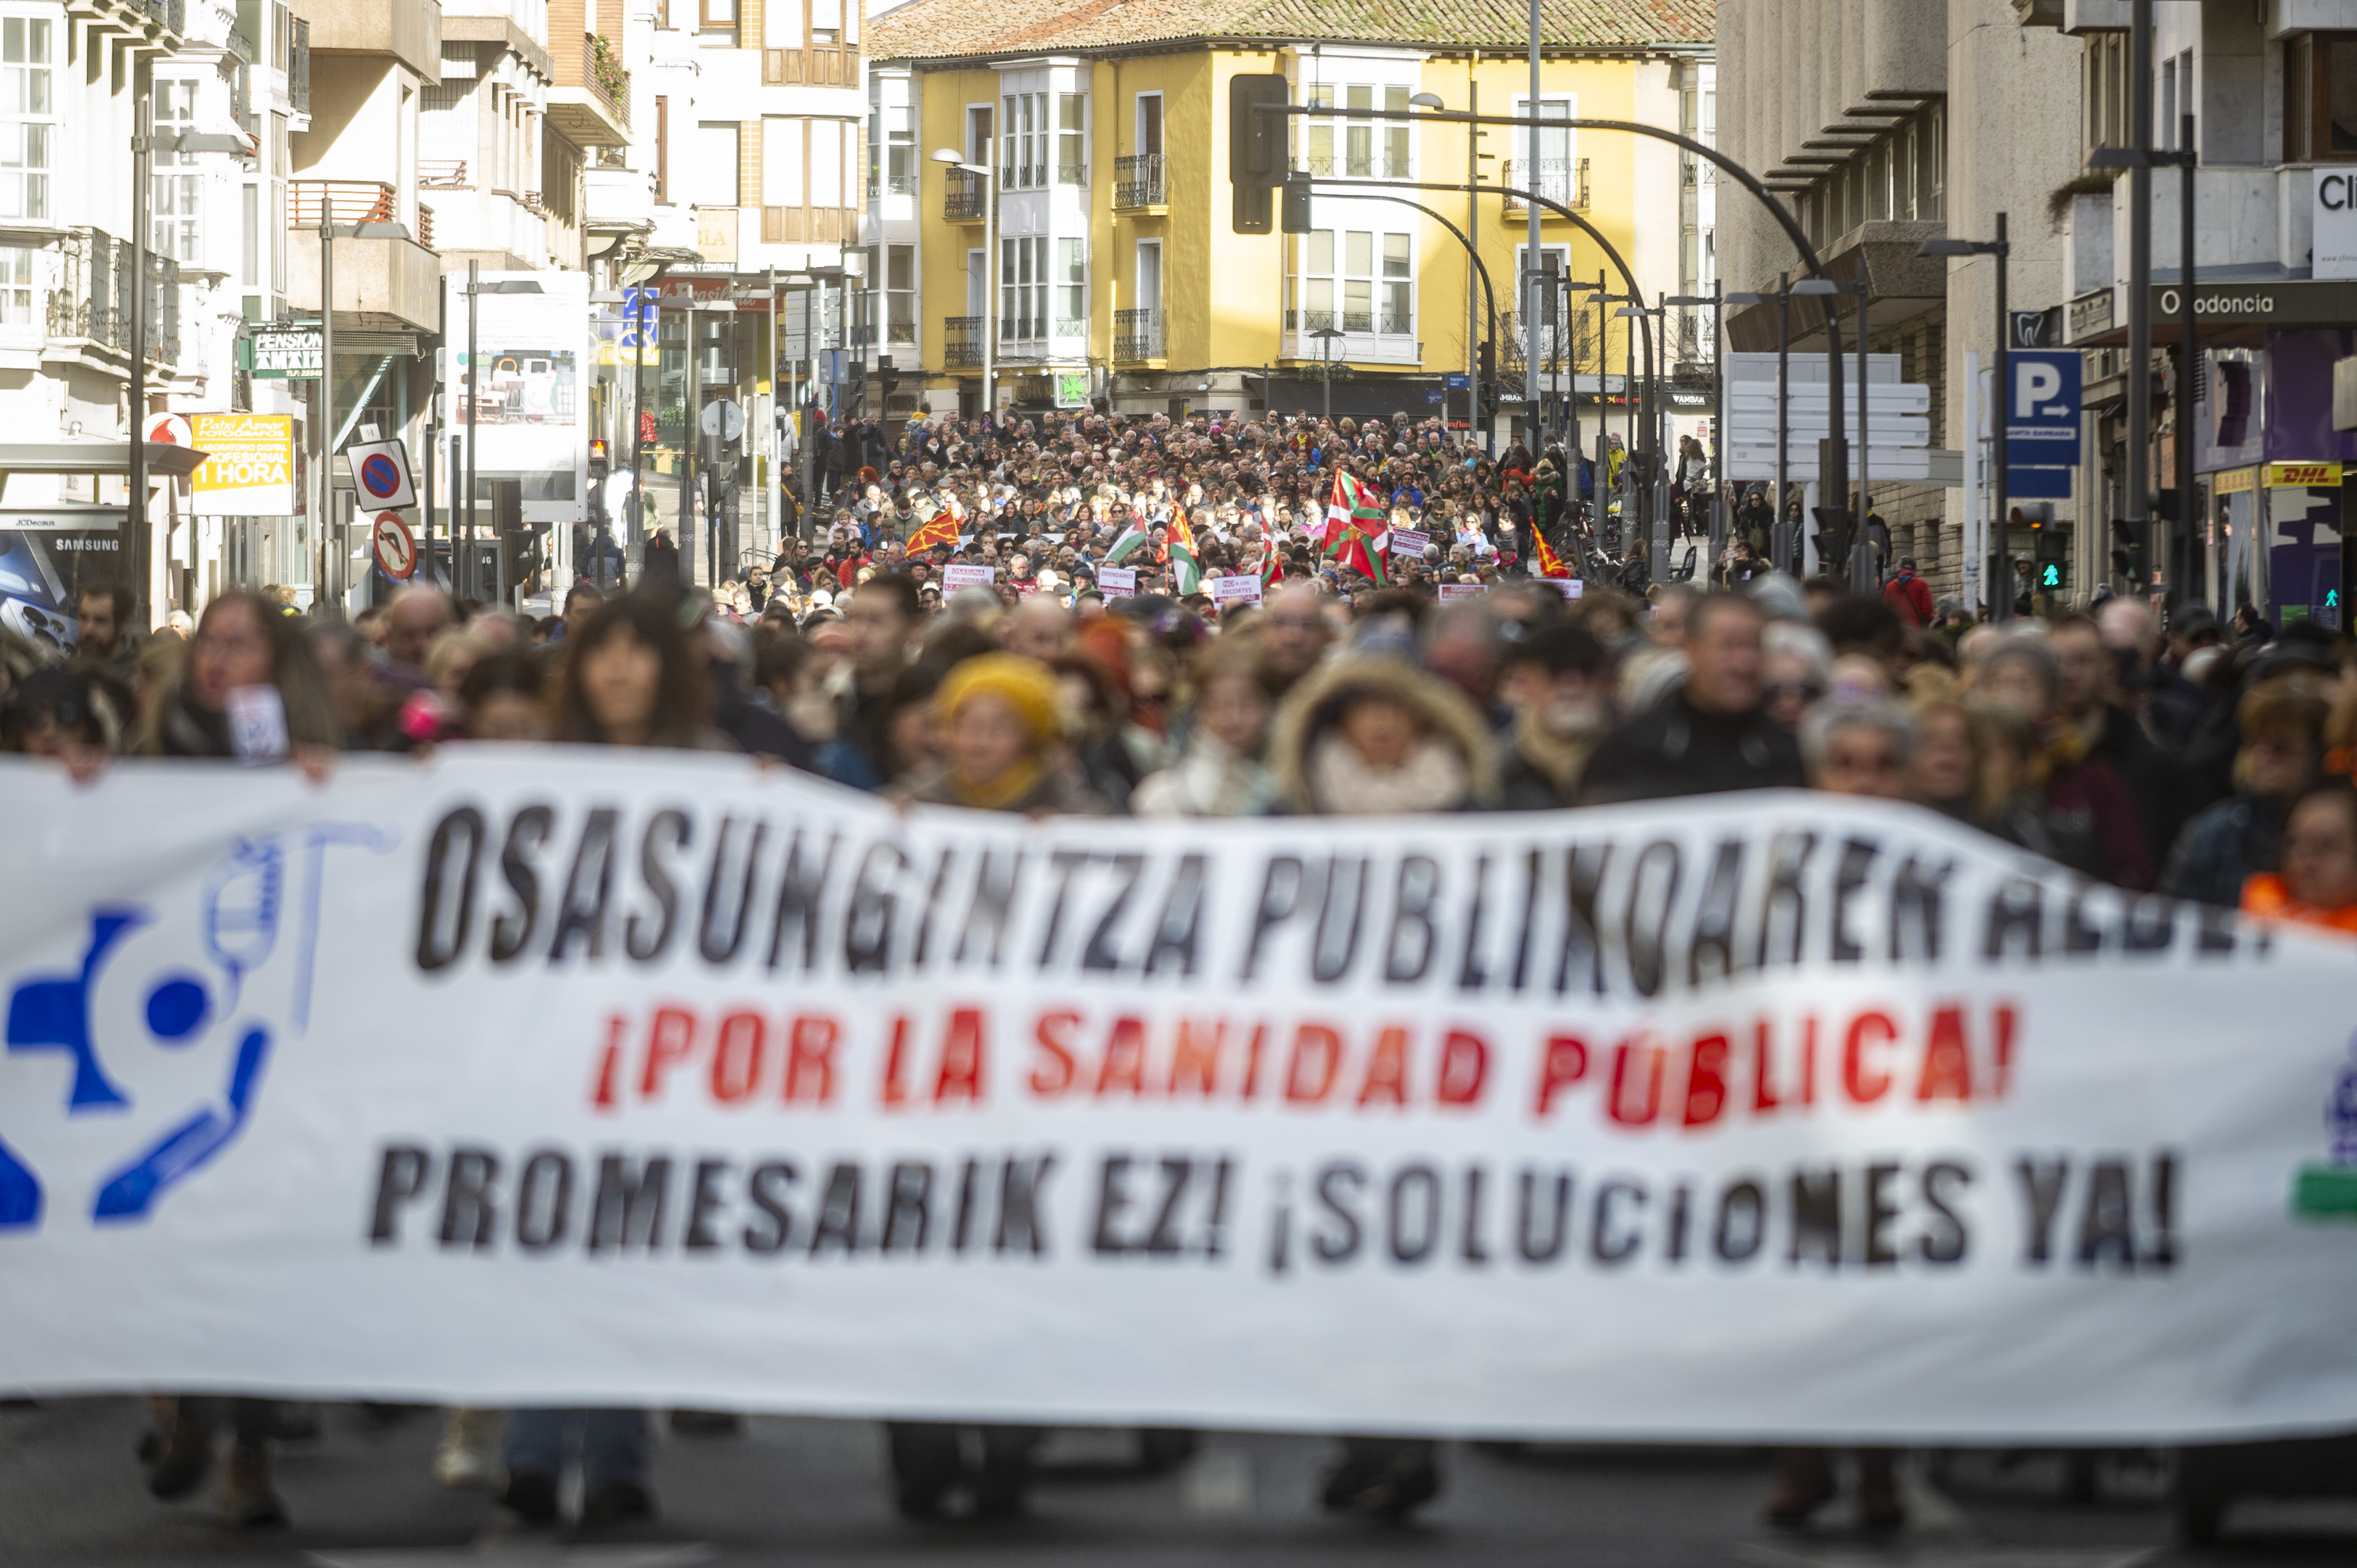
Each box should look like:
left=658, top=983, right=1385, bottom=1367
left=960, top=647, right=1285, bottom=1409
left=313, top=208, right=411, bottom=614
left=1923, top=220, right=2011, bottom=618
left=2092, top=130, right=2196, bottom=604
left=932, top=148, right=996, bottom=419
left=455, top=270, right=539, bottom=602
left=1615, top=299, right=1670, bottom=580
left=1728, top=277, right=1794, bottom=570
left=1310, top=325, right=1347, bottom=427
left=1667, top=283, right=1725, bottom=573
left=1794, top=276, right=1871, bottom=584
left=126, top=97, right=250, bottom=625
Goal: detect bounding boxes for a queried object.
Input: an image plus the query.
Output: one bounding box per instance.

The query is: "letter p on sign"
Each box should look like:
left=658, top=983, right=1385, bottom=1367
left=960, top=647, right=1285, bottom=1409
left=2016, top=361, right=2065, bottom=419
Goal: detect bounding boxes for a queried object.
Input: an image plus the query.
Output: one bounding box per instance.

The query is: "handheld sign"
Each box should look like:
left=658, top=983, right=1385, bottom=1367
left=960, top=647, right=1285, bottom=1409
left=1096, top=566, right=1138, bottom=596
left=941, top=564, right=998, bottom=592
left=1208, top=573, right=1263, bottom=607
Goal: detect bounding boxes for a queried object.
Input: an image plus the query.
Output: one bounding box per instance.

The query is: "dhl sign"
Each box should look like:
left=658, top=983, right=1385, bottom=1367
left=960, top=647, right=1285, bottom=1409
left=2267, top=462, right=2344, bottom=488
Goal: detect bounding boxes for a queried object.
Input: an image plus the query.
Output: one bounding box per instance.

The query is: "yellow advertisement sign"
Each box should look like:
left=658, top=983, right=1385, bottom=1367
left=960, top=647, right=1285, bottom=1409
left=2214, top=468, right=2256, bottom=496
left=189, top=413, right=297, bottom=516
left=2267, top=461, right=2344, bottom=488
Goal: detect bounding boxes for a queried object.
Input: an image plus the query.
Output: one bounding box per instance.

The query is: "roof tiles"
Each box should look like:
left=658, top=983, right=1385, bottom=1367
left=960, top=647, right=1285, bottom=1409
left=871, top=0, right=1712, bottom=63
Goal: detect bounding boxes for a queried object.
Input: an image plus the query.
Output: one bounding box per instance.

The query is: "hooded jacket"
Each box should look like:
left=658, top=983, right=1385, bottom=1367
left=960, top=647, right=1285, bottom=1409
left=1267, top=654, right=1498, bottom=815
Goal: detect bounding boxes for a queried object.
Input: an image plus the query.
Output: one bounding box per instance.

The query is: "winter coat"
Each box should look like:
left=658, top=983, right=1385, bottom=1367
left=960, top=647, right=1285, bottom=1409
left=1267, top=655, right=1498, bottom=815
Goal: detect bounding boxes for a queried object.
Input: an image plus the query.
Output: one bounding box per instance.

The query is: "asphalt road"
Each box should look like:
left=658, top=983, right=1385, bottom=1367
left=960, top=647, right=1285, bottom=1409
left=2, top=1398, right=2353, bottom=1568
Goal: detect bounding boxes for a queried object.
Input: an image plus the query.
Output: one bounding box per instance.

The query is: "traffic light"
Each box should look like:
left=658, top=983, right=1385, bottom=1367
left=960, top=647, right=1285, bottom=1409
left=1228, top=74, right=1289, bottom=234
left=588, top=438, right=609, bottom=478
left=2020, top=504, right=2067, bottom=594
left=1281, top=173, right=1313, bottom=234
left=1809, top=505, right=1851, bottom=567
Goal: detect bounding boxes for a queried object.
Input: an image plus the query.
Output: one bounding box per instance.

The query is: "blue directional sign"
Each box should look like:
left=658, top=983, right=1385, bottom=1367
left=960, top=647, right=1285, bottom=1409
left=621, top=288, right=656, bottom=354
left=2006, top=350, right=2082, bottom=464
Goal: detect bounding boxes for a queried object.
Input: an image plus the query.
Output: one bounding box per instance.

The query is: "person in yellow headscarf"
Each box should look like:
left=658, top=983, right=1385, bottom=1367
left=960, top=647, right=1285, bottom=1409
left=889, top=652, right=1113, bottom=815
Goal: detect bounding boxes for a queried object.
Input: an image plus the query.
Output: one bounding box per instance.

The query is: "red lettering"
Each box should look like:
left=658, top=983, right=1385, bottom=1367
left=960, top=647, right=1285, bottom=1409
left=1030, top=1009, right=1080, bottom=1097
left=933, top=1008, right=987, bottom=1105
left=1241, top=1022, right=1269, bottom=1100
left=709, top=1010, right=768, bottom=1104
left=1800, top=1014, right=1819, bottom=1106
left=1435, top=1030, right=1488, bottom=1107
left=1914, top=1006, right=1973, bottom=1103
left=1992, top=1002, right=2018, bottom=1097
left=785, top=1014, right=838, bottom=1104
left=882, top=1014, right=913, bottom=1107
left=1749, top=1019, right=1781, bottom=1114
left=1534, top=1035, right=1589, bottom=1117
left=1355, top=1025, right=1411, bottom=1108
left=640, top=1006, right=698, bottom=1100
left=1842, top=1009, right=1900, bottom=1104
left=591, top=1013, right=625, bottom=1111
left=1682, top=1033, right=1730, bottom=1128
left=1095, top=1016, right=1149, bottom=1098
left=1168, top=1019, right=1226, bottom=1098
left=1607, top=1039, right=1663, bottom=1127
left=1285, top=1023, right=1343, bottom=1104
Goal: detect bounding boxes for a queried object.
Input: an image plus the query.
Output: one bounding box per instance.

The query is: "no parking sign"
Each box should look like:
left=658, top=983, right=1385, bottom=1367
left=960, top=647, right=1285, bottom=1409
left=345, top=438, right=416, bottom=511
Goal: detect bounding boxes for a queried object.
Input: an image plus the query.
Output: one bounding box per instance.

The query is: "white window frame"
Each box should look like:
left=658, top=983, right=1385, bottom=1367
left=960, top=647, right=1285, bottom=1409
left=0, top=13, right=54, bottom=224
left=1001, top=233, right=1045, bottom=342
left=0, top=242, right=34, bottom=328
left=1054, top=235, right=1085, bottom=338
left=1512, top=94, right=1577, bottom=210
left=152, top=77, right=204, bottom=263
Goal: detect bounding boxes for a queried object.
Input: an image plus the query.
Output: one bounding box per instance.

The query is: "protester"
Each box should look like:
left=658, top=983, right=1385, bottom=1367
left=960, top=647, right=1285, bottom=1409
left=2241, top=780, right=2357, bottom=932
left=1580, top=593, right=1803, bottom=803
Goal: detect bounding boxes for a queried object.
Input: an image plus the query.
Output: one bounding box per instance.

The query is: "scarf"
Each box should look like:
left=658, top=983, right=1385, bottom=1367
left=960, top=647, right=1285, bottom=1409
left=1306, top=731, right=1468, bottom=815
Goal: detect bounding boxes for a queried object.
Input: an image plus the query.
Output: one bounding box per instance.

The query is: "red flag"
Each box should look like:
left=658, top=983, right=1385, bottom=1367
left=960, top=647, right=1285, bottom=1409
left=1533, top=527, right=1572, bottom=580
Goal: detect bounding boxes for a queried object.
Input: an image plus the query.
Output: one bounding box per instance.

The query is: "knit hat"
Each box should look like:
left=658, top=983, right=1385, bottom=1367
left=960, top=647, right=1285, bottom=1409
left=936, top=653, right=1063, bottom=747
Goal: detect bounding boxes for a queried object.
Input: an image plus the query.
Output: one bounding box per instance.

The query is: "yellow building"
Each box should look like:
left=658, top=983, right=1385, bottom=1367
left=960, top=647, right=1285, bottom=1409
left=866, top=0, right=1713, bottom=437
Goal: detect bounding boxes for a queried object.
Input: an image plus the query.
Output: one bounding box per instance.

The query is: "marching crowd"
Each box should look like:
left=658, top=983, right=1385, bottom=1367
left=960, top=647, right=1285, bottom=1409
left=8, top=408, right=2357, bottom=1534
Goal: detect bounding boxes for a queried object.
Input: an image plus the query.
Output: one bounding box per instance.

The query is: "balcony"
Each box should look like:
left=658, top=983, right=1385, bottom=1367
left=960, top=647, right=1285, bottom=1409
left=42, top=227, right=180, bottom=368
left=1113, top=153, right=1166, bottom=213
left=1113, top=306, right=1163, bottom=365
left=549, top=31, right=630, bottom=149
left=944, top=314, right=983, bottom=368
left=284, top=187, right=440, bottom=332
left=299, top=0, right=442, bottom=80
left=586, top=164, right=655, bottom=231
left=420, top=159, right=469, bottom=189
left=944, top=167, right=987, bottom=222
left=1501, top=158, right=1592, bottom=214
left=61, top=0, right=188, bottom=49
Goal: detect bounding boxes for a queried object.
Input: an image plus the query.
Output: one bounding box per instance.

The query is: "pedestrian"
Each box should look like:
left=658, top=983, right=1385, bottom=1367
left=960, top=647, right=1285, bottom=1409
left=643, top=526, right=683, bottom=584
left=1580, top=592, right=1804, bottom=803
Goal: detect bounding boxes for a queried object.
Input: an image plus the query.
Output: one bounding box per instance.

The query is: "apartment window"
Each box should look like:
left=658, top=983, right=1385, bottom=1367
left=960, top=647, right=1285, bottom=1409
left=1056, top=236, right=1084, bottom=333
left=2287, top=33, right=2357, bottom=159
left=700, top=0, right=736, bottom=32
left=810, top=0, right=840, bottom=47
left=1302, top=84, right=1334, bottom=174
left=1002, top=90, right=1046, bottom=189
left=152, top=79, right=202, bottom=262
left=764, top=117, right=803, bottom=206
left=1380, top=232, right=1410, bottom=335
left=1921, top=102, right=1945, bottom=219
left=1384, top=85, right=1409, bottom=178
left=1515, top=96, right=1574, bottom=207
left=886, top=243, right=914, bottom=342
left=810, top=118, right=841, bottom=206
left=695, top=120, right=739, bottom=206
left=883, top=101, right=914, bottom=192
left=654, top=97, right=669, bottom=200
left=0, top=244, right=30, bottom=325
left=241, top=184, right=258, bottom=286
left=1057, top=92, right=1085, bottom=184
left=0, top=16, right=51, bottom=222
left=1001, top=234, right=1045, bottom=340
left=1345, top=85, right=1373, bottom=176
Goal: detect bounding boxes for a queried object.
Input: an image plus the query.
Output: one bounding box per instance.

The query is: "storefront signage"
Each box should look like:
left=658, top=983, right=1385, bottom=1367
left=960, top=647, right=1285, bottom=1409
left=2215, top=467, right=2256, bottom=496
left=2267, top=462, right=2343, bottom=488
left=2317, top=169, right=2357, bottom=280
left=189, top=414, right=297, bottom=516
left=251, top=325, right=324, bottom=379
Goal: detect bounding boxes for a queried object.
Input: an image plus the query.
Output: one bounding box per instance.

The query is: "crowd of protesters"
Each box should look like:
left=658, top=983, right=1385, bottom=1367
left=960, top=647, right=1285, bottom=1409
left=9, top=406, right=2357, bottom=1533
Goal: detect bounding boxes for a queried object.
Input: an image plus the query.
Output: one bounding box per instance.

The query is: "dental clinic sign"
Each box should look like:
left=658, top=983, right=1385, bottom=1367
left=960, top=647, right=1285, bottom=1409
left=2315, top=167, right=2357, bottom=280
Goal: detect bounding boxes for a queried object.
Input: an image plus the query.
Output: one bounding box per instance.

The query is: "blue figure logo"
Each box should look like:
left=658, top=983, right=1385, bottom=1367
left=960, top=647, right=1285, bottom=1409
left=0, top=824, right=390, bottom=1233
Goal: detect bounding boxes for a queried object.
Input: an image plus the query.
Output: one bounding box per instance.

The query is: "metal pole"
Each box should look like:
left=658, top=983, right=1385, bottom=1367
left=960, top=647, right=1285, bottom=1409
left=2176, top=112, right=2196, bottom=610
left=1992, top=212, right=2012, bottom=622
left=1710, top=281, right=1725, bottom=572
left=1322, top=332, right=1333, bottom=427
left=768, top=266, right=780, bottom=564
left=1467, top=73, right=1479, bottom=456
left=319, top=203, right=335, bottom=616
left=1775, top=274, right=1790, bottom=573
left=629, top=285, right=648, bottom=577
left=1523, top=0, right=1541, bottom=444
left=2127, top=0, right=2154, bottom=593
left=465, top=260, right=479, bottom=603
left=983, top=169, right=997, bottom=420
left=1650, top=292, right=1667, bottom=584
left=1856, top=282, right=1871, bottom=584
left=129, top=93, right=152, bottom=627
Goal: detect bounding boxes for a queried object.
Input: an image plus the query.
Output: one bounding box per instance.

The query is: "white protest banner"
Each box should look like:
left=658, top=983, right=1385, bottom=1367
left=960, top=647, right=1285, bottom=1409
left=1208, top=573, right=1263, bottom=606
left=1544, top=577, right=1584, bottom=599
left=1096, top=566, right=1138, bottom=597
left=1388, top=528, right=1432, bottom=560
left=940, top=564, right=998, bottom=592
left=5, top=754, right=2357, bottom=1442
left=1437, top=583, right=1486, bottom=602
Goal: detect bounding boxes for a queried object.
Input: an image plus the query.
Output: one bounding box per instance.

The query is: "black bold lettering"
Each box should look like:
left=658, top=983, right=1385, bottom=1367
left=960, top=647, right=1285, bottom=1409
left=588, top=1153, right=672, bottom=1253
left=1788, top=1166, right=1842, bottom=1269
left=368, top=1145, right=433, bottom=1244
left=489, top=804, right=556, bottom=963
left=1515, top=1167, right=1571, bottom=1262
left=741, top=1160, right=800, bottom=1254
left=625, top=809, right=690, bottom=963
left=415, top=808, right=486, bottom=973
left=882, top=1160, right=933, bottom=1252
left=1241, top=855, right=1307, bottom=980
left=1384, top=855, right=1442, bottom=984
left=685, top=1158, right=732, bottom=1251
left=993, top=1153, right=1056, bottom=1255
left=547, top=808, right=621, bottom=962
left=764, top=827, right=838, bottom=972
left=515, top=1149, right=574, bottom=1251
left=808, top=1161, right=865, bottom=1256
left=698, top=816, right=768, bottom=965
left=1387, top=1163, right=1441, bottom=1264
left=1312, top=1161, right=1365, bottom=1263
left=1142, top=854, right=1209, bottom=976
left=1685, top=838, right=1745, bottom=987
left=1919, top=1160, right=1971, bottom=1265
left=2015, top=1156, right=2069, bottom=1265
left=1829, top=837, right=1879, bottom=965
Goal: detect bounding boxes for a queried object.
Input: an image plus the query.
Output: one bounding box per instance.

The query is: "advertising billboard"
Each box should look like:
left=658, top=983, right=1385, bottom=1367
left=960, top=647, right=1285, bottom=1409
left=189, top=414, right=297, bottom=516
left=442, top=271, right=589, bottom=526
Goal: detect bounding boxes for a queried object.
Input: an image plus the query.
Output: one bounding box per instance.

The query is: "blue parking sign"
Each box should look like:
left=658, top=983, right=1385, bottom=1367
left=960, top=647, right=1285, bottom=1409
left=2006, top=350, right=2081, bottom=465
